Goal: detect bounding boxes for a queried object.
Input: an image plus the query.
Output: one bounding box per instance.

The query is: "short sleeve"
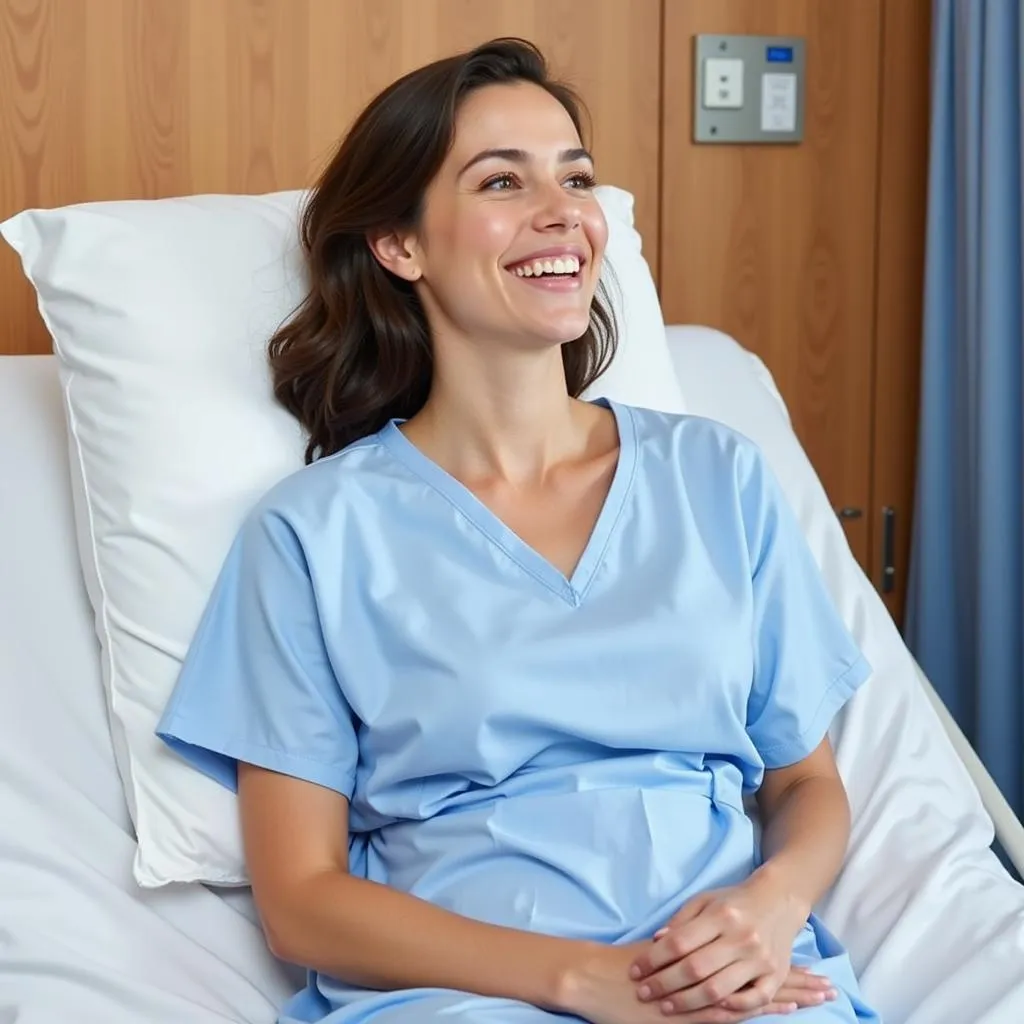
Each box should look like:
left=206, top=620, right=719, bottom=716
left=741, top=447, right=872, bottom=770
left=157, top=506, right=359, bottom=798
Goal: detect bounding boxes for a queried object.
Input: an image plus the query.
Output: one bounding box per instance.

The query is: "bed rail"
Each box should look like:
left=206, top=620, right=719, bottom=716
left=913, top=662, right=1024, bottom=875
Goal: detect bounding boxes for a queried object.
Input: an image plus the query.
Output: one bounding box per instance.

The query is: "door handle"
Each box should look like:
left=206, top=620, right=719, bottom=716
left=881, top=506, right=896, bottom=593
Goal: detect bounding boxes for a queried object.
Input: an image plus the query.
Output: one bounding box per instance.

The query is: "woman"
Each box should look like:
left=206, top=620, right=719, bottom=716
left=157, top=39, right=880, bottom=1024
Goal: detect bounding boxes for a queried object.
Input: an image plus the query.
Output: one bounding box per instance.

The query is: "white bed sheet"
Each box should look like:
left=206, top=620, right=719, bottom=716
left=2, top=342, right=1024, bottom=1024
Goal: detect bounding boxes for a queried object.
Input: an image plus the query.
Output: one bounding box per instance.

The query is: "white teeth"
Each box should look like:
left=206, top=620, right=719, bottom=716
left=513, top=256, right=582, bottom=277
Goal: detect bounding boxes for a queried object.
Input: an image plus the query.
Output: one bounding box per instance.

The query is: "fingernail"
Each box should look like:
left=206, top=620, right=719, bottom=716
left=629, top=965, right=642, bottom=980
left=638, top=985, right=652, bottom=1000
left=784, top=1003, right=799, bottom=1014
left=661, top=1001, right=674, bottom=1015
left=654, top=928, right=669, bottom=940
left=827, top=989, right=838, bottom=1001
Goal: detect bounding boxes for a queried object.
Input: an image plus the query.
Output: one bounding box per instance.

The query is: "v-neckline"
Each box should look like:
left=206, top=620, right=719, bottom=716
left=379, top=399, right=637, bottom=606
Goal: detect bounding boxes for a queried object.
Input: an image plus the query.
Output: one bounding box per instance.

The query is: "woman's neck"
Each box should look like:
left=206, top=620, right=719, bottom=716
left=401, top=343, right=595, bottom=487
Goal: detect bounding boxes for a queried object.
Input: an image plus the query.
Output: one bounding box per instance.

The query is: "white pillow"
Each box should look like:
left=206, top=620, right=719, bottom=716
left=1, top=185, right=684, bottom=888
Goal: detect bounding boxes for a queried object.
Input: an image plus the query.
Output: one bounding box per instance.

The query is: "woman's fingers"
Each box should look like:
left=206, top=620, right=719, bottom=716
left=674, top=1000, right=799, bottom=1023
left=755, top=1003, right=800, bottom=1019
left=637, top=938, right=745, bottom=1005
left=783, top=966, right=831, bottom=987
left=716, top=976, right=780, bottom=1013
left=632, top=901, right=718, bottom=979
left=632, top=924, right=720, bottom=982
left=776, top=966, right=837, bottom=1004
left=772, top=981, right=837, bottom=1007
left=655, top=961, right=764, bottom=1014
left=721, top=971, right=836, bottom=1013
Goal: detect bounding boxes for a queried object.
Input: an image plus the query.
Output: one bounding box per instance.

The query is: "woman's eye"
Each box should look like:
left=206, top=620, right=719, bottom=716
left=566, top=172, right=597, bottom=190
left=481, top=171, right=596, bottom=192
left=482, top=173, right=518, bottom=191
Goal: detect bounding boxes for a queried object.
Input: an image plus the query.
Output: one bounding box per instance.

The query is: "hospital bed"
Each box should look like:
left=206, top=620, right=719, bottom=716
left=2, top=326, right=1024, bottom=1024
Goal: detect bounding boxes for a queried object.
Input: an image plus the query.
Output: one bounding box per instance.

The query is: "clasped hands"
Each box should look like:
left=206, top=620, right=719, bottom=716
left=567, top=875, right=839, bottom=1023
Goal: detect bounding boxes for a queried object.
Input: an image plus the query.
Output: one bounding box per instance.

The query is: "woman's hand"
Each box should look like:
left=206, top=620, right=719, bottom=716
left=560, top=941, right=835, bottom=1024
left=628, top=875, right=814, bottom=1016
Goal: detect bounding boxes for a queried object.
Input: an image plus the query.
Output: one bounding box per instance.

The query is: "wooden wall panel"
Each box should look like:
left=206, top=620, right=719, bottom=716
left=0, top=0, right=661, bottom=355
left=660, top=0, right=883, bottom=569
left=869, top=0, right=931, bottom=626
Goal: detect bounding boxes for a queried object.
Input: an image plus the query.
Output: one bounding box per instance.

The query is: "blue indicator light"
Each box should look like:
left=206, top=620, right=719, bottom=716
left=766, top=46, right=794, bottom=63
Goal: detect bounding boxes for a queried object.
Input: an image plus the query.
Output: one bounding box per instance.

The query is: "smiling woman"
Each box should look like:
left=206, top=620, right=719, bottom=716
left=156, top=37, right=880, bottom=1024
left=268, top=40, right=615, bottom=465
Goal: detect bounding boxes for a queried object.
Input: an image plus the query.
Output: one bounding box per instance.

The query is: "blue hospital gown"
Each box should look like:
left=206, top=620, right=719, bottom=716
left=157, top=400, right=880, bottom=1023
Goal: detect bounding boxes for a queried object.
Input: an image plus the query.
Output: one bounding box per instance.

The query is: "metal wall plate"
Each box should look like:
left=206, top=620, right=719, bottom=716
left=694, top=34, right=806, bottom=144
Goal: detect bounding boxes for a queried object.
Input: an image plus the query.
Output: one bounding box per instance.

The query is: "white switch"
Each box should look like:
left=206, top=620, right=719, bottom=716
left=704, top=58, right=744, bottom=109
left=761, top=72, right=797, bottom=132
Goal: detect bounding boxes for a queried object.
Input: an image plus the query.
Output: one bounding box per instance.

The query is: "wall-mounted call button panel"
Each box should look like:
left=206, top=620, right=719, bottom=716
left=694, top=34, right=805, bottom=144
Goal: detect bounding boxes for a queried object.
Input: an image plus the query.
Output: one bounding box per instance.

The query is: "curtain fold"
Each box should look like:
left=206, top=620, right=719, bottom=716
left=906, top=0, right=1023, bottom=813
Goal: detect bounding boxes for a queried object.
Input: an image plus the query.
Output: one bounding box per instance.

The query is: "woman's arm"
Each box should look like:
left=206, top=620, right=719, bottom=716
left=238, top=763, right=584, bottom=1011
left=749, top=735, right=851, bottom=916
left=242, top=764, right=833, bottom=1024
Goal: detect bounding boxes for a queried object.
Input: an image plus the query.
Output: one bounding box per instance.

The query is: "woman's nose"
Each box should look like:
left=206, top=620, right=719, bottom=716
left=534, top=184, right=582, bottom=231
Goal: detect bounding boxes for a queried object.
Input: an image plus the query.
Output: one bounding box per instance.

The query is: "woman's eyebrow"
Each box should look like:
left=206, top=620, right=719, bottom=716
left=457, top=147, right=594, bottom=178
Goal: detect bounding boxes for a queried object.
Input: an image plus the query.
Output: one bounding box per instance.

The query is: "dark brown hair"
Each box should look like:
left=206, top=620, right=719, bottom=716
left=268, top=38, right=617, bottom=463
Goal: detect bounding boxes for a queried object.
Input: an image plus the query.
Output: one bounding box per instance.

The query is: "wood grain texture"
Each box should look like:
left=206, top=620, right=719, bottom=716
left=660, top=0, right=884, bottom=569
left=0, top=0, right=661, bottom=354
left=869, top=0, right=931, bottom=627
left=1, top=0, right=86, bottom=353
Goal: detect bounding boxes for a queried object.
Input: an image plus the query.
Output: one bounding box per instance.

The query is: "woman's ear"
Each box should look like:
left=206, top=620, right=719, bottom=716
left=367, top=229, right=422, bottom=282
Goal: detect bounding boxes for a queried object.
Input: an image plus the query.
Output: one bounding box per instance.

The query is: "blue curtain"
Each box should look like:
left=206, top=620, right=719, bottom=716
left=906, top=0, right=1023, bottom=814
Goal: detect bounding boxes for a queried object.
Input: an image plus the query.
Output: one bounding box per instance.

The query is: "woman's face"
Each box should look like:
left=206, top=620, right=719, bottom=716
left=393, top=82, right=608, bottom=351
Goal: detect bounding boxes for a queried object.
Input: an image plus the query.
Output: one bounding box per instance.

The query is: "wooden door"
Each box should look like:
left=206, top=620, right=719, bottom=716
left=660, top=0, right=883, bottom=570
left=869, top=0, right=930, bottom=627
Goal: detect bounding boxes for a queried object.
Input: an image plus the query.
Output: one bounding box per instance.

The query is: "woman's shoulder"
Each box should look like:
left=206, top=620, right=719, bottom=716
left=243, top=429, right=397, bottom=536
left=622, top=403, right=787, bottom=555
left=621, top=401, right=766, bottom=479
